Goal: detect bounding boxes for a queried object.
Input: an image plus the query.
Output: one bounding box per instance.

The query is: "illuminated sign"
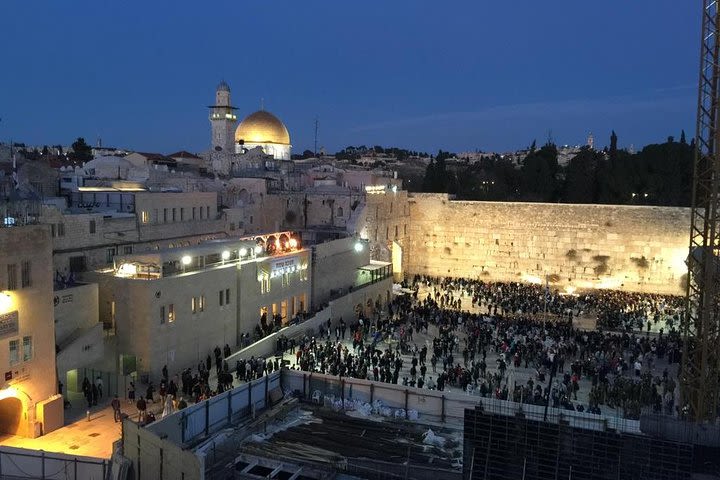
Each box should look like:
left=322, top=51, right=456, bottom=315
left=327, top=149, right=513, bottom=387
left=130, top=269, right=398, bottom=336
left=0, top=311, right=19, bottom=340
left=270, top=256, right=298, bottom=277
left=364, top=185, right=388, bottom=194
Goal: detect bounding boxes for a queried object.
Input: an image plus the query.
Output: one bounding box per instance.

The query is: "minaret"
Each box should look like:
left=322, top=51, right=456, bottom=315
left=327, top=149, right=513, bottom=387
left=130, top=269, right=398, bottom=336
left=208, top=81, right=237, bottom=153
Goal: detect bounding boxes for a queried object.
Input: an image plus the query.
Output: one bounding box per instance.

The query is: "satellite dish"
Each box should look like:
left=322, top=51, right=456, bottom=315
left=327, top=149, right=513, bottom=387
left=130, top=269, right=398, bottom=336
left=214, top=146, right=222, bottom=151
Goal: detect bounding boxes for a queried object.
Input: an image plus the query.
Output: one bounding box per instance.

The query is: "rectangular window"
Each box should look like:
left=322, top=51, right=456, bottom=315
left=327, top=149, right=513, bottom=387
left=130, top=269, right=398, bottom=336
left=225, top=288, right=230, bottom=304
left=22, top=336, right=32, bottom=361
left=9, top=339, right=19, bottom=365
left=141, top=211, right=149, bottom=224
left=160, top=305, right=165, bottom=324
left=89, top=219, right=97, bottom=233
left=168, top=304, right=175, bottom=323
left=219, top=290, right=224, bottom=306
left=21, top=260, right=31, bottom=288
left=123, top=245, right=133, bottom=255
left=7, top=264, right=17, bottom=291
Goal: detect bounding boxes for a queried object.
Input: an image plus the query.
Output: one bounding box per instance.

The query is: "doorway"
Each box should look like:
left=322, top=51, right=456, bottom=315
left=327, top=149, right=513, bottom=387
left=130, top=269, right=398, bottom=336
left=0, top=396, right=23, bottom=435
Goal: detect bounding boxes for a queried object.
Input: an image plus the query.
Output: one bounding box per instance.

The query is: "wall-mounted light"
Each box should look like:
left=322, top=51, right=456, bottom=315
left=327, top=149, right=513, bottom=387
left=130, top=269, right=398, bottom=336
left=0, top=292, right=12, bottom=313
left=181, top=256, right=192, bottom=266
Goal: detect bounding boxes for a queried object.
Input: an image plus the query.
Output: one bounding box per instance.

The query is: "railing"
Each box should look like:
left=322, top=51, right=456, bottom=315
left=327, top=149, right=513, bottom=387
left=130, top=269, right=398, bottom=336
left=146, top=371, right=282, bottom=446
left=0, top=446, right=109, bottom=480
left=283, top=369, right=642, bottom=434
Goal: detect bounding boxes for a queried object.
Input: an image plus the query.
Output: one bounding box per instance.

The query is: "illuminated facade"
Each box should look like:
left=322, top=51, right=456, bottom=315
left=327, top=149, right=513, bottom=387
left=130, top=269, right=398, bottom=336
left=90, top=233, right=310, bottom=380
left=209, top=81, right=238, bottom=154
left=0, top=225, right=63, bottom=437
left=234, top=110, right=292, bottom=160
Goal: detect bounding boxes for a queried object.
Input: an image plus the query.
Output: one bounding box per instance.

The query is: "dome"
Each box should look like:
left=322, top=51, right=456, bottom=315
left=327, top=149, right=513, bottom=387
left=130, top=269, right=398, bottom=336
left=217, top=80, right=230, bottom=92
left=235, top=110, right=290, bottom=145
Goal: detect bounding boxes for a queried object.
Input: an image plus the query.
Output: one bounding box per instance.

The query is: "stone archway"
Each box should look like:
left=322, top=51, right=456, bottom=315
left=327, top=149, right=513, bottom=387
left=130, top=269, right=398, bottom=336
left=0, top=397, right=23, bottom=435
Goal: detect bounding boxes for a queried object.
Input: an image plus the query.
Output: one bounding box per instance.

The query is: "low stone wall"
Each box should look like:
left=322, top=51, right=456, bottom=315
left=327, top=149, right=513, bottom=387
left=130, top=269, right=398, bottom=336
left=406, top=194, right=690, bottom=295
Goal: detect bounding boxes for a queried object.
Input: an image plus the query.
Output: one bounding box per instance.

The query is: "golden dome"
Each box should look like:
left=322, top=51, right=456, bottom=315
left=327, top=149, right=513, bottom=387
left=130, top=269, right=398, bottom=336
left=234, top=110, right=290, bottom=145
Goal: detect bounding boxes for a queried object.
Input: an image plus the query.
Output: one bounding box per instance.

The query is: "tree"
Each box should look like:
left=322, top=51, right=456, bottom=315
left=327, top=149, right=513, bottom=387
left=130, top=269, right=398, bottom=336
left=70, top=137, right=92, bottom=163
left=520, top=143, right=558, bottom=201
left=564, top=147, right=602, bottom=203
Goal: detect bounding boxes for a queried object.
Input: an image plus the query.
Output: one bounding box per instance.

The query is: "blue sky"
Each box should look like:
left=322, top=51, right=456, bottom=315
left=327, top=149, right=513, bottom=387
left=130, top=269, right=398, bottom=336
left=0, top=0, right=700, bottom=154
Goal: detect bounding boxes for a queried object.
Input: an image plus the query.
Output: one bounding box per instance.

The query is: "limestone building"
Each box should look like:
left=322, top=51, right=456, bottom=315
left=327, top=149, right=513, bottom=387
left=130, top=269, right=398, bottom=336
left=0, top=225, right=63, bottom=437
left=90, top=234, right=311, bottom=379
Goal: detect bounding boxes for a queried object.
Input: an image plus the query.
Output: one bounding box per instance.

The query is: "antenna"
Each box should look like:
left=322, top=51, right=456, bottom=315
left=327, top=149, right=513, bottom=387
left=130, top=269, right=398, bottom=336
left=314, top=116, right=319, bottom=156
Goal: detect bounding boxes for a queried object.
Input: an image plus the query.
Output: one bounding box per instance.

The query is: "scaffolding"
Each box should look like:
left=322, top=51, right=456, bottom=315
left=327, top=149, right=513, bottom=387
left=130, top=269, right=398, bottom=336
left=463, top=407, right=695, bottom=480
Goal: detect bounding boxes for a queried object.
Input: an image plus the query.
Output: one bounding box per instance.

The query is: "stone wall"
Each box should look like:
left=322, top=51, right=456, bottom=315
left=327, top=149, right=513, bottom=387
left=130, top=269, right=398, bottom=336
left=405, top=194, right=690, bottom=295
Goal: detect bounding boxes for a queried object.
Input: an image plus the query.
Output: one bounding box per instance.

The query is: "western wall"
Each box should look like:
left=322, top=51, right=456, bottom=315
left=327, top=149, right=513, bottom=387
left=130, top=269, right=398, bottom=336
left=403, top=194, right=691, bottom=295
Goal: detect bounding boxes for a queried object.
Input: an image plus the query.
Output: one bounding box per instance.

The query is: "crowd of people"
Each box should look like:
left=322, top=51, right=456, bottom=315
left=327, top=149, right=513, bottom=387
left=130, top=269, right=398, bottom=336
left=283, top=276, right=685, bottom=420
left=120, top=275, right=687, bottom=424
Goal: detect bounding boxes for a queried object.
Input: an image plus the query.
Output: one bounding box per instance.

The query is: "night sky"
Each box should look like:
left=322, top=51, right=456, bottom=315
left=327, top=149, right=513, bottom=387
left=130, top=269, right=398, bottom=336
left=0, top=0, right=700, bottom=154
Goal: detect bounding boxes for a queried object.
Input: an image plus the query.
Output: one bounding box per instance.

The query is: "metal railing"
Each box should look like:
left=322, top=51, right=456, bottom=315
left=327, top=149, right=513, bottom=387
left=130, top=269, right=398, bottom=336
left=0, top=447, right=109, bottom=480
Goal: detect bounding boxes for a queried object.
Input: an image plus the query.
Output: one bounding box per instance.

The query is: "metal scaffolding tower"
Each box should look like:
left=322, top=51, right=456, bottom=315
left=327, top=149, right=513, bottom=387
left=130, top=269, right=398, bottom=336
left=682, top=0, right=720, bottom=422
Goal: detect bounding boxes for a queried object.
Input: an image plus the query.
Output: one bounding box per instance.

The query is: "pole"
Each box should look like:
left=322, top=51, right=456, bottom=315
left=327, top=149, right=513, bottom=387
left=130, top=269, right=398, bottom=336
left=543, top=356, right=557, bottom=422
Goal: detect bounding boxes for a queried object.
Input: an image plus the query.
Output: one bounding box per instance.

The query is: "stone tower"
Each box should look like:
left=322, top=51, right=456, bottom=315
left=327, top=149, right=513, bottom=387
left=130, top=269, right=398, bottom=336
left=208, top=81, right=237, bottom=153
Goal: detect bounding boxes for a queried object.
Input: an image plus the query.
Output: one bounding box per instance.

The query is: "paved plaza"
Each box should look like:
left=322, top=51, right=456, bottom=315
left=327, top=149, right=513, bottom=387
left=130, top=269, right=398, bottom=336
left=0, top=285, right=678, bottom=459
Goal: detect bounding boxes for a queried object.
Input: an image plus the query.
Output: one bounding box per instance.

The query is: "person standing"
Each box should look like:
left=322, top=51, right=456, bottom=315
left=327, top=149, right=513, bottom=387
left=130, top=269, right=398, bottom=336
left=136, top=395, right=147, bottom=423
left=95, top=376, right=104, bottom=398
left=111, top=395, right=122, bottom=422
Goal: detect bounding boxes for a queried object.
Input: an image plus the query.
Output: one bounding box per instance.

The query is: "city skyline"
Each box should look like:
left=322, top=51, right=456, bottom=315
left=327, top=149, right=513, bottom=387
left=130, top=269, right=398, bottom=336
left=0, top=0, right=699, bottom=154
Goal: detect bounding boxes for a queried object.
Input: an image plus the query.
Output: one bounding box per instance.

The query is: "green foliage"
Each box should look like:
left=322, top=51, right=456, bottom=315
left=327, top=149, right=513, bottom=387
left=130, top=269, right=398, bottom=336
left=417, top=136, right=694, bottom=207
left=70, top=137, right=93, bottom=163
left=520, top=143, right=559, bottom=201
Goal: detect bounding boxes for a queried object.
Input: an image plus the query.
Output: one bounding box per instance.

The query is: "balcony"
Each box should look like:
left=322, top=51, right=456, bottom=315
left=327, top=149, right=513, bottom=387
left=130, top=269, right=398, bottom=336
left=354, top=260, right=392, bottom=289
